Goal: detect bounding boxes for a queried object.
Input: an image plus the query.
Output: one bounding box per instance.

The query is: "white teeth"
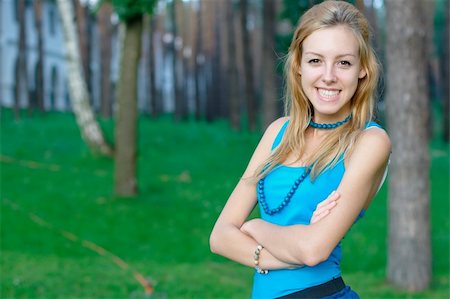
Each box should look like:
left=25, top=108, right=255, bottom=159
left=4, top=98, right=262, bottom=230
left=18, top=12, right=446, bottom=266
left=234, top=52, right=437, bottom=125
left=318, top=89, right=339, bottom=97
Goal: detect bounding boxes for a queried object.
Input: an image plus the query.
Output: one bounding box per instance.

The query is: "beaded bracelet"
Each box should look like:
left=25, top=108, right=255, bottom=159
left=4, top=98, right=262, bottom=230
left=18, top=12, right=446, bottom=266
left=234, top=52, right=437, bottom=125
left=254, top=245, right=269, bottom=274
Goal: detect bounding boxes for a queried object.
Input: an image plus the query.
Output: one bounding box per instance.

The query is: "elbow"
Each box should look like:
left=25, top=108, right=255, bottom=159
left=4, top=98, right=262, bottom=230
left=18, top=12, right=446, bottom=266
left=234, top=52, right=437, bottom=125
left=209, top=227, right=222, bottom=254
left=298, top=241, right=330, bottom=267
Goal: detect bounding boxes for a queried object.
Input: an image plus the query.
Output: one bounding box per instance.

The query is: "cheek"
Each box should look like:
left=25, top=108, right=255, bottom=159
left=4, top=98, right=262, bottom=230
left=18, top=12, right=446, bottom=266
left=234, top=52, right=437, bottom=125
left=300, top=67, right=320, bottom=85
left=340, top=71, right=361, bottom=88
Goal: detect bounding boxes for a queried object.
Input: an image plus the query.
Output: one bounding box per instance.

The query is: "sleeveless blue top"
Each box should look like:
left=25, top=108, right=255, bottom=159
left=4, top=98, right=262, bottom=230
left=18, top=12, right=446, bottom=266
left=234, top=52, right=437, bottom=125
left=252, top=120, right=383, bottom=299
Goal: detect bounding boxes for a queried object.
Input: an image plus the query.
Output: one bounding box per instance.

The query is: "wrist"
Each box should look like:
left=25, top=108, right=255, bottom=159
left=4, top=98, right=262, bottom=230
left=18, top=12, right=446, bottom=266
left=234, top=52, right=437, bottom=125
left=253, top=244, right=269, bottom=274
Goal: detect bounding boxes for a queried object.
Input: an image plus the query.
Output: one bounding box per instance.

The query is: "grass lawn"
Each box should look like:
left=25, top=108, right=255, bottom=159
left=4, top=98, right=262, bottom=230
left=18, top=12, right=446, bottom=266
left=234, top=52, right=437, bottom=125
left=1, top=109, right=448, bottom=298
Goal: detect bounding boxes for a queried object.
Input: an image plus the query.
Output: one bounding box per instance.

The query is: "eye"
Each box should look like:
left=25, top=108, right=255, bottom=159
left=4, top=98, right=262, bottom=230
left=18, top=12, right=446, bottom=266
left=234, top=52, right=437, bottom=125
left=338, top=60, right=352, bottom=67
left=308, top=58, right=321, bottom=64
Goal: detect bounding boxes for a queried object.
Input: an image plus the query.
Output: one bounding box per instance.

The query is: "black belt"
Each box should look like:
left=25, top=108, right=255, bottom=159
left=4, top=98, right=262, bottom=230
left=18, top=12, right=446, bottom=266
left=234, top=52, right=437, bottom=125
left=276, top=277, right=346, bottom=299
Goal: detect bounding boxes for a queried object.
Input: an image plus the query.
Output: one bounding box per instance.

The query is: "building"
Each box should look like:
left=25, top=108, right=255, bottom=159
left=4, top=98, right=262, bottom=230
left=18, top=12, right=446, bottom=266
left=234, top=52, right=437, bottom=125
left=0, top=0, right=184, bottom=116
left=0, top=0, right=73, bottom=111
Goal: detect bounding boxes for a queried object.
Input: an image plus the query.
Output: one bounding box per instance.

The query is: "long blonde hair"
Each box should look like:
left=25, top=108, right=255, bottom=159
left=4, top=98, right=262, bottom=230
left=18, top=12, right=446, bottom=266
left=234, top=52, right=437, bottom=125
left=255, top=0, right=380, bottom=181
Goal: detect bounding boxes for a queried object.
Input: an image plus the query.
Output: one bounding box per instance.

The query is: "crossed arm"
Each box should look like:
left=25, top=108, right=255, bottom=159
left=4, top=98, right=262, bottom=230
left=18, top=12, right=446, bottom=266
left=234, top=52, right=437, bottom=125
left=209, top=118, right=391, bottom=269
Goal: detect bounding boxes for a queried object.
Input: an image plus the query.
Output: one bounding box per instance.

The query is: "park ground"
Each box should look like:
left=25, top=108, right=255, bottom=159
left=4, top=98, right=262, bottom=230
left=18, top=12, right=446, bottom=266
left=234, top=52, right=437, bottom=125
left=0, top=109, right=448, bottom=298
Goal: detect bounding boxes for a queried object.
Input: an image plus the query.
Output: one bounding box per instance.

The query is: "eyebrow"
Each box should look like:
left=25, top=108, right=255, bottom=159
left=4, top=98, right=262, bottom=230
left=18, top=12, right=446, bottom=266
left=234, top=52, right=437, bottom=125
left=304, top=52, right=357, bottom=58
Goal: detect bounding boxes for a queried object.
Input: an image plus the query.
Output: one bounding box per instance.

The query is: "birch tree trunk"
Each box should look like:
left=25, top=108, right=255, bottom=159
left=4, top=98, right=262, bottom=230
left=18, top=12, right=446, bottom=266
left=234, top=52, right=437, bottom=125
left=56, top=0, right=113, bottom=156
left=114, top=17, right=143, bottom=197
left=385, top=0, right=431, bottom=291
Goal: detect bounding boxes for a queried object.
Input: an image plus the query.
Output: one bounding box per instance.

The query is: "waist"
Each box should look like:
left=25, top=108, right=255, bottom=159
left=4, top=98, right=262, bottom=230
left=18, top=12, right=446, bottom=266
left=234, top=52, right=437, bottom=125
left=252, top=262, right=341, bottom=299
left=276, top=277, right=345, bottom=299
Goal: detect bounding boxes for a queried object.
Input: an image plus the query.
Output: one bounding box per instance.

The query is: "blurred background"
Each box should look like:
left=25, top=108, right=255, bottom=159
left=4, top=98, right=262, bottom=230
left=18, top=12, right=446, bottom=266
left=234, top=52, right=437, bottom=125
left=1, top=0, right=448, bottom=298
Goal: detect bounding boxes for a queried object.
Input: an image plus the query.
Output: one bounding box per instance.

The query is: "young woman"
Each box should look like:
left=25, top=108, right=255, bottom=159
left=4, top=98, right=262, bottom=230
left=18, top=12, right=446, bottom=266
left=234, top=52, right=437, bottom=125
left=210, top=1, right=391, bottom=298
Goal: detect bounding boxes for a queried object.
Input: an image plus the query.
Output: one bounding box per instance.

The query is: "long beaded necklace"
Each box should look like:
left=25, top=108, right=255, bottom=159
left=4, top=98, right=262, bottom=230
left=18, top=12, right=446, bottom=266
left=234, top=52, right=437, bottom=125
left=257, top=114, right=352, bottom=215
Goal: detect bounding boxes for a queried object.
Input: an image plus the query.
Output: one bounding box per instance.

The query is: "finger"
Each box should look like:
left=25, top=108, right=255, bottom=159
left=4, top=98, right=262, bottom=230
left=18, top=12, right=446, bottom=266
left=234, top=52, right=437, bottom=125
left=315, top=199, right=337, bottom=214
left=316, top=191, right=340, bottom=208
left=311, top=209, right=330, bottom=224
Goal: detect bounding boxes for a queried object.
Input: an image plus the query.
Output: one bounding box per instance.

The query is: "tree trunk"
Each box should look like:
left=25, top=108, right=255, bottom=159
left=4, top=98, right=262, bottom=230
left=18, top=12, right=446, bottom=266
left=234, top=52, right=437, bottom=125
left=212, top=0, right=223, bottom=120
left=171, top=0, right=184, bottom=121
left=149, top=15, right=159, bottom=118
left=240, top=0, right=257, bottom=131
left=16, top=0, right=28, bottom=119
left=34, top=0, right=45, bottom=112
left=114, top=17, right=143, bottom=197
left=218, top=0, right=229, bottom=118
left=442, top=0, right=449, bottom=142
left=227, top=0, right=240, bottom=130
left=261, top=0, right=278, bottom=129
left=203, top=0, right=215, bottom=122
left=74, top=0, right=92, bottom=98
left=385, top=0, right=431, bottom=291
left=98, top=2, right=113, bottom=118
left=194, top=0, right=203, bottom=120
left=421, top=0, right=435, bottom=140
left=56, top=0, right=113, bottom=156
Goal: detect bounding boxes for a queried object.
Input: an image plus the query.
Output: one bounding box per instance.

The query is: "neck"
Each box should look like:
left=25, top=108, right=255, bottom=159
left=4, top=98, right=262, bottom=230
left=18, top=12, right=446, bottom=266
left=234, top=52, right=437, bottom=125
left=309, top=114, right=352, bottom=130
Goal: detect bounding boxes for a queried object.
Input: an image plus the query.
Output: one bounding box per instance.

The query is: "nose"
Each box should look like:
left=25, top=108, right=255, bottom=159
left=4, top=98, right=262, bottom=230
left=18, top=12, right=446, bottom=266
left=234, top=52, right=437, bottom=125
left=322, top=64, right=337, bottom=84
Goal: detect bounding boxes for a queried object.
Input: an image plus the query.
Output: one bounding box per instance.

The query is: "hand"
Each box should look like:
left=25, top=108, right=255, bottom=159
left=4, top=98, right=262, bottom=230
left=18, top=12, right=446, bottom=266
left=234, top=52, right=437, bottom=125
left=310, top=191, right=340, bottom=224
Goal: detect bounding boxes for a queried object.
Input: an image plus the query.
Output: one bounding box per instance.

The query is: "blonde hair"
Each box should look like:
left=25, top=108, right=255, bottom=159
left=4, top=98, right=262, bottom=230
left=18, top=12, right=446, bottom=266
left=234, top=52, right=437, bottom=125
left=255, top=0, right=380, bottom=181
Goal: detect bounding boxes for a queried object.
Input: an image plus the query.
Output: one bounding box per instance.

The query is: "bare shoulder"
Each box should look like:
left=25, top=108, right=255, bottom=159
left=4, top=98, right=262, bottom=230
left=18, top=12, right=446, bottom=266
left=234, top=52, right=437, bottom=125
left=358, top=127, right=391, bottom=153
left=266, top=116, right=290, bottom=134
left=246, top=117, right=289, bottom=170
left=347, top=127, right=391, bottom=170
left=260, top=116, right=290, bottom=143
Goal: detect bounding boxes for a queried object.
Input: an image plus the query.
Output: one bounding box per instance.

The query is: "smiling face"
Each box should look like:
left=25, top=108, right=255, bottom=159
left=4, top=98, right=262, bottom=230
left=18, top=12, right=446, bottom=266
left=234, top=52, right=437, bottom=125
left=299, top=25, right=366, bottom=122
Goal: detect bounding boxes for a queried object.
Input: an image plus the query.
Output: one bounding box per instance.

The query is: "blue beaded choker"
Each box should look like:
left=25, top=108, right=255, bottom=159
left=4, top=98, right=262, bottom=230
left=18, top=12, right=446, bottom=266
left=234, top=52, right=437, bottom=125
left=309, top=114, right=352, bottom=129
left=257, top=166, right=312, bottom=215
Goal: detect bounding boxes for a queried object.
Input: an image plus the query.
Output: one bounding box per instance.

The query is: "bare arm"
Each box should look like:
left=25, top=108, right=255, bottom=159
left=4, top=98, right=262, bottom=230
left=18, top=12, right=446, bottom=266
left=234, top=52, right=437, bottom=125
left=241, top=128, right=391, bottom=266
left=209, top=118, right=296, bottom=270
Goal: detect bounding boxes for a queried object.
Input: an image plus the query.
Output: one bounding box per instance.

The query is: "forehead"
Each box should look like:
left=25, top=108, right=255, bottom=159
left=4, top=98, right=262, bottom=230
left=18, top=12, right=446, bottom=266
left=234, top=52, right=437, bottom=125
left=302, top=25, right=359, bottom=56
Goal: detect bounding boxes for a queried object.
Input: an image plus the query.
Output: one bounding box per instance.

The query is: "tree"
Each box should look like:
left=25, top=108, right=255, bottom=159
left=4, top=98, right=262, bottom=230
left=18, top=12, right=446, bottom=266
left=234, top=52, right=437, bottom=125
left=34, top=0, right=45, bottom=112
left=108, top=0, right=157, bottom=197
left=442, top=0, right=449, bottom=142
left=75, top=0, right=92, bottom=97
left=147, top=14, right=160, bottom=118
left=240, top=0, right=257, bottom=131
left=193, top=0, right=204, bottom=120
left=171, top=0, right=186, bottom=121
left=56, top=0, right=113, bottom=156
left=227, top=0, right=240, bottom=130
left=98, top=2, right=114, bottom=118
left=16, top=0, right=28, bottom=119
left=261, top=0, right=278, bottom=129
left=385, top=0, right=431, bottom=291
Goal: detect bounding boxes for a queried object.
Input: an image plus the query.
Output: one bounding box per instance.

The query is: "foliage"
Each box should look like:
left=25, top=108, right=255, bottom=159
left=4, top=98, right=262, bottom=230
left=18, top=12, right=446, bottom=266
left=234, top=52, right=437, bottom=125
left=1, top=109, right=448, bottom=298
left=99, top=0, right=158, bottom=22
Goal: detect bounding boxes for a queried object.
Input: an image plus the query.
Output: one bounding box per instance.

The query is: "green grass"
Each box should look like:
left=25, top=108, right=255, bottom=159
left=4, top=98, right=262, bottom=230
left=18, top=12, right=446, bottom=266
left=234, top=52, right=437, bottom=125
left=1, top=109, right=448, bottom=298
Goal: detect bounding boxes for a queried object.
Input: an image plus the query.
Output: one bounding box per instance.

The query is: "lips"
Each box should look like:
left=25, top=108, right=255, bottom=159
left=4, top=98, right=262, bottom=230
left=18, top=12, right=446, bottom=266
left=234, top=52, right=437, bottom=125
left=317, top=88, right=341, bottom=102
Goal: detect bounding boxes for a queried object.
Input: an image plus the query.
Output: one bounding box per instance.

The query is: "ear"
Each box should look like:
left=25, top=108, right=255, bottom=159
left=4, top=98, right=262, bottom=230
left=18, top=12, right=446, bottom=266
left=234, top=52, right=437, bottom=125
left=359, top=67, right=367, bottom=79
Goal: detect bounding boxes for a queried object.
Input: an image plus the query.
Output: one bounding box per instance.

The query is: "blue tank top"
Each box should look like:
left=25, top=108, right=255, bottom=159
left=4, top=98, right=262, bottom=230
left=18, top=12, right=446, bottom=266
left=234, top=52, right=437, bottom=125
left=252, top=120, right=382, bottom=299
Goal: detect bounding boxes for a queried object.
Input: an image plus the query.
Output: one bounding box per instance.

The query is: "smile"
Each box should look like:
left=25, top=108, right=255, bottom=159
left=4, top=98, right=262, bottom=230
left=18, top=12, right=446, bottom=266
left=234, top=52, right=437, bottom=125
left=315, top=88, right=341, bottom=103
left=317, top=88, right=340, bottom=98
